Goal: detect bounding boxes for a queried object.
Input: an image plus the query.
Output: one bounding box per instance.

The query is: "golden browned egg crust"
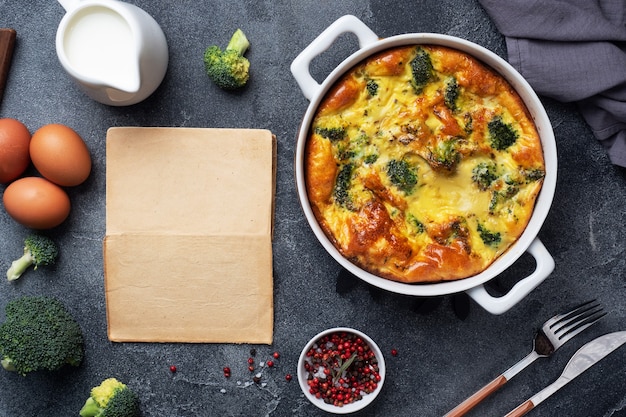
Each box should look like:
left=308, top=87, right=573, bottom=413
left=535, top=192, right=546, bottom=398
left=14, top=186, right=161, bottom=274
left=305, top=45, right=545, bottom=283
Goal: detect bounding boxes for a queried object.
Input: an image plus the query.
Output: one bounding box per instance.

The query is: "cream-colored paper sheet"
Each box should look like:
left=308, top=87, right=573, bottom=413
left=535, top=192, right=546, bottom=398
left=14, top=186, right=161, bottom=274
left=104, top=127, right=275, bottom=343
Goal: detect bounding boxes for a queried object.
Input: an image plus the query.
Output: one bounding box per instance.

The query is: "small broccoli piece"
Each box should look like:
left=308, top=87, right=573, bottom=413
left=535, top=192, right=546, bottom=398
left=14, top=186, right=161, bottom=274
left=433, top=217, right=470, bottom=247
left=6, top=234, right=58, bottom=281
left=488, top=184, right=520, bottom=213
left=407, top=213, right=425, bottom=234
left=471, top=161, right=498, bottom=190
left=488, top=116, right=518, bottom=151
left=80, top=378, right=140, bottom=417
left=336, top=145, right=355, bottom=161
left=444, top=76, right=460, bottom=111
left=386, top=159, right=418, bottom=194
left=477, top=223, right=501, bottom=247
left=333, top=163, right=355, bottom=209
left=203, top=29, right=250, bottom=90
left=522, top=167, right=545, bottom=183
left=366, top=79, right=379, bottom=96
left=337, top=133, right=371, bottom=161
left=410, top=47, right=435, bottom=94
left=429, top=139, right=461, bottom=171
left=364, top=154, right=379, bottom=164
left=463, top=113, right=473, bottom=134
left=314, top=126, right=346, bottom=142
left=0, top=296, right=84, bottom=376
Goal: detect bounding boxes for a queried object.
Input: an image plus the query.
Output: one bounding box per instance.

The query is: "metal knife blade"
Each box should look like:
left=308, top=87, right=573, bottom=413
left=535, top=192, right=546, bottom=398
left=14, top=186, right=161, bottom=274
left=504, top=331, right=626, bottom=417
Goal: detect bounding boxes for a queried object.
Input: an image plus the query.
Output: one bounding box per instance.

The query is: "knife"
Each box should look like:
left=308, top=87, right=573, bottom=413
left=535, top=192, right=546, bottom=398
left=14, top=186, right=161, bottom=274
left=504, top=331, right=626, bottom=417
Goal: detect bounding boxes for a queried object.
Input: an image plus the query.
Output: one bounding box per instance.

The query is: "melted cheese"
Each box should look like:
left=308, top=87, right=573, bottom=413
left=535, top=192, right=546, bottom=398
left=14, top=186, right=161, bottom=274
left=305, top=45, right=545, bottom=283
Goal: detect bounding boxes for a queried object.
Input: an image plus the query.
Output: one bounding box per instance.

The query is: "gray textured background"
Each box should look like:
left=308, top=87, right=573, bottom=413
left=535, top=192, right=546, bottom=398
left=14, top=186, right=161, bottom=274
left=1, top=1, right=625, bottom=416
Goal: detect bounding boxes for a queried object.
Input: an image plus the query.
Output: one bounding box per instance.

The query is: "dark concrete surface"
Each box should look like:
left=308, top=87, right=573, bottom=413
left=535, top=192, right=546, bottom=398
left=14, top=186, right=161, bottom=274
left=1, top=1, right=625, bottom=416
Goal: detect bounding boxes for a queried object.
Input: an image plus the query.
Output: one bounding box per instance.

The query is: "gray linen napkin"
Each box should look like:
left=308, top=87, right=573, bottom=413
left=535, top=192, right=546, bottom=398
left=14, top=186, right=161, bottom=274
left=478, top=0, right=626, bottom=168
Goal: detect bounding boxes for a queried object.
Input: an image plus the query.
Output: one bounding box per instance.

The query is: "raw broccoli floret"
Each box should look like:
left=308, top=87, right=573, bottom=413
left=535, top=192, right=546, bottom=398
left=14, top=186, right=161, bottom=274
left=444, top=76, right=460, bottom=111
left=6, top=234, right=58, bottom=281
left=203, top=29, right=250, bottom=90
left=315, top=126, right=346, bottom=142
left=410, top=47, right=435, bottom=94
left=471, top=161, right=498, bottom=190
left=80, top=378, right=140, bottom=417
left=488, top=116, right=518, bottom=151
left=477, top=223, right=501, bottom=247
left=386, top=159, right=418, bottom=194
left=333, top=163, right=355, bottom=209
left=0, top=296, right=84, bottom=376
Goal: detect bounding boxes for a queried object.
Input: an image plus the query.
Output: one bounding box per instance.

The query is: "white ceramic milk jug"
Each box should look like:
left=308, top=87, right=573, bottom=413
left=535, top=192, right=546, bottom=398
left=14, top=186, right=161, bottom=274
left=55, top=0, right=169, bottom=106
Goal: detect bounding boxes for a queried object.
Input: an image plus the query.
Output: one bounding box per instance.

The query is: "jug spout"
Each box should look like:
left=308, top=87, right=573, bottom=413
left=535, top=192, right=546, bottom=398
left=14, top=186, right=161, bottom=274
left=101, top=67, right=142, bottom=103
left=105, top=86, right=140, bottom=103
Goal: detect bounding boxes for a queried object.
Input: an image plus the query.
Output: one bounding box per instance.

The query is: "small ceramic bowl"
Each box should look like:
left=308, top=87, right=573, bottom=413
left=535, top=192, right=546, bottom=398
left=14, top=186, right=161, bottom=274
left=298, top=327, right=386, bottom=414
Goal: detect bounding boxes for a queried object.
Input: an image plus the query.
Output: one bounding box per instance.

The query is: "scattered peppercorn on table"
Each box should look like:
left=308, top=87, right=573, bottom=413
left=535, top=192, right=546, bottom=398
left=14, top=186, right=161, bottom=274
left=0, top=1, right=625, bottom=417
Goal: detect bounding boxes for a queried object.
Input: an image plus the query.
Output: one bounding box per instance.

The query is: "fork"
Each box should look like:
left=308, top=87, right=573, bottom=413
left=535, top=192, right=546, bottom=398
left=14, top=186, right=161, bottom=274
left=444, top=300, right=606, bottom=417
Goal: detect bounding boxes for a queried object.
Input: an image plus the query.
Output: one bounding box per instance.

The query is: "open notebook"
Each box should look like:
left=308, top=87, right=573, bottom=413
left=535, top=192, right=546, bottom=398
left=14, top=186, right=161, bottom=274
left=104, top=127, right=275, bottom=343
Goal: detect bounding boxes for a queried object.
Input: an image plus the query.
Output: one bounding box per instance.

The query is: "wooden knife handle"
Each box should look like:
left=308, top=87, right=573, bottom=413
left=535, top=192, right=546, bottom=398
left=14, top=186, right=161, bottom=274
left=444, top=374, right=508, bottom=417
left=0, top=28, right=17, bottom=106
left=504, top=400, right=535, bottom=417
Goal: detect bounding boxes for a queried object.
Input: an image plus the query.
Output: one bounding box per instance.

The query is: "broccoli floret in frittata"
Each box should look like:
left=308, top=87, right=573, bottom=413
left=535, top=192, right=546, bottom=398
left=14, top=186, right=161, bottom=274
left=428, top=139, right=461, bottom=171
left=386, top=159, right=418, bottom=194
left=333, top=163, right=355, bottom=210
left=366, top=79, right=379, bottom=96
left=444, top=76, right=460, bottom=111
left=488, top=116, right=518, bottom=151
left=471, top=161, right=499, bottom=191
left=407, top=213, right=426, bottom=234
left=410, top=47, right=435, bottom=94
left=315, top=126, right=347, bottom=142
left=477, top=223, right=502, bottom=247
left=521, top=167, right=545, bottom=183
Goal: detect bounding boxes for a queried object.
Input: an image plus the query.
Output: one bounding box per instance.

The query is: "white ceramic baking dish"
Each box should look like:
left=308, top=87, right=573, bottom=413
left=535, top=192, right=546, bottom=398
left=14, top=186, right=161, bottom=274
left=291, top=15, right=557, bottom=314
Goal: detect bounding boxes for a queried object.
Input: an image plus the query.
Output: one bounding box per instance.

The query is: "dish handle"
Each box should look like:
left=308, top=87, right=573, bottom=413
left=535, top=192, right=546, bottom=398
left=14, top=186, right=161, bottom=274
left=290, top=15, right=379, bottom=101
left=466, top=238, right=554, bottom=315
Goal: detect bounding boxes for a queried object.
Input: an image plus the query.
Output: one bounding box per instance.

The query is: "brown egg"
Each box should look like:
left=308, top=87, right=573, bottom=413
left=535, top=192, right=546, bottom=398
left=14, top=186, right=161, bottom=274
left=0, top=118, right=31, bottom=184
left=30, top=123, right=91, bottom=186
left=3, top=176, right=71, bottom=229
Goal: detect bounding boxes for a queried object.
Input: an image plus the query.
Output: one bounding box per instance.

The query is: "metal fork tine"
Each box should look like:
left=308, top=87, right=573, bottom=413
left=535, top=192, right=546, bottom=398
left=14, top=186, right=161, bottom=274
left=542, top=299, right=595, bottom=328
left=552, top=303, right=602, bottom=334
left=557, top=310, right=607, bottom=342
left=549, top=300, right=600, bottom=331
left=551, top=300, right=597, bottom=324
left=540, top=300, right=606, bottom=351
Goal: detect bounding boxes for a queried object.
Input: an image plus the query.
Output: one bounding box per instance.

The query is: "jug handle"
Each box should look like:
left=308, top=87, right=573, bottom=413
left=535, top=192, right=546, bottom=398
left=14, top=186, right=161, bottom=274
left=57, top=0, right=81, bottom=12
